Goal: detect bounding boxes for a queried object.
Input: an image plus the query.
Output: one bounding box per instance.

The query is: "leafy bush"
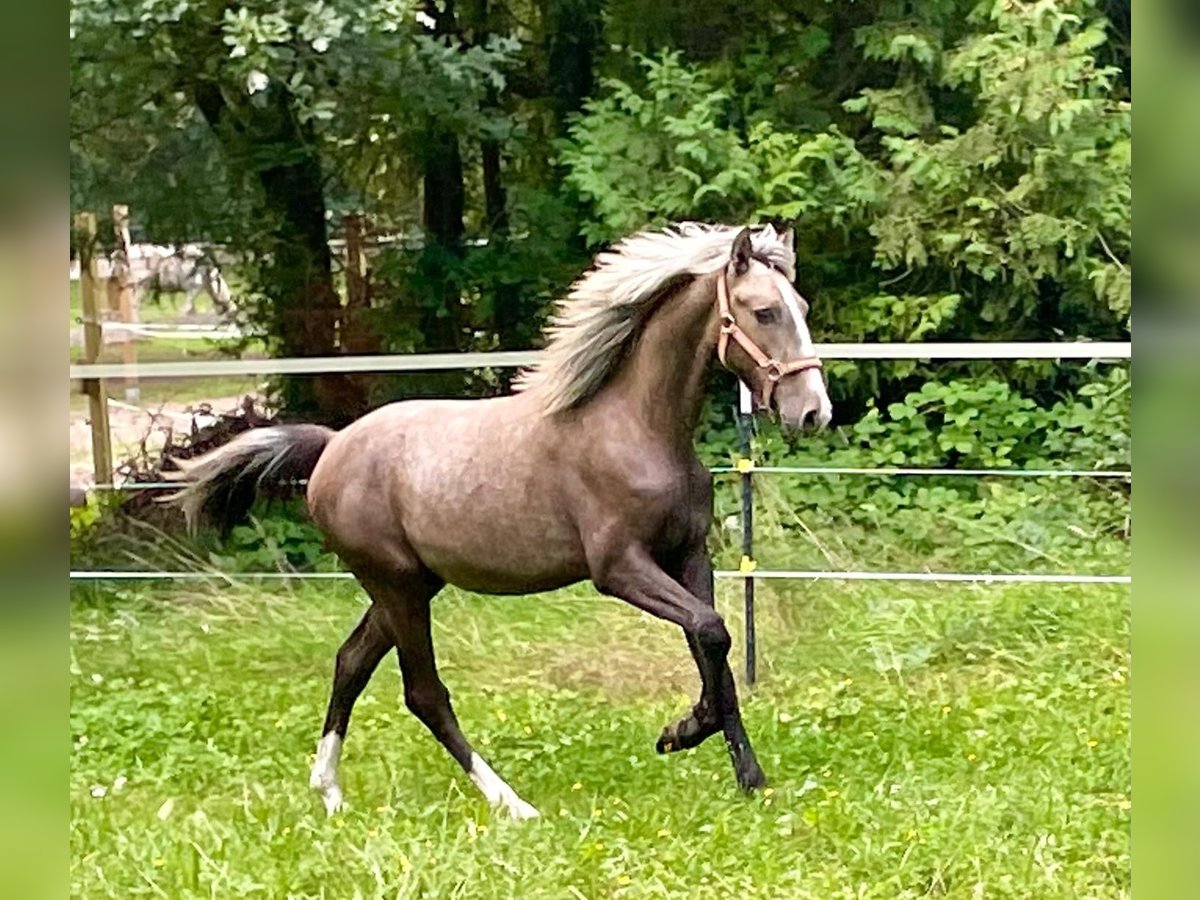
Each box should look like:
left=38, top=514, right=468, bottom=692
left=703, top=368, right=1129, bottom=574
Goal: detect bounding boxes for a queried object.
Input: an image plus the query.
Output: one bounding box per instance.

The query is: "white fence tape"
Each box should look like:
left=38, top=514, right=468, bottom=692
left=69, top=342, right=1131, bottom=381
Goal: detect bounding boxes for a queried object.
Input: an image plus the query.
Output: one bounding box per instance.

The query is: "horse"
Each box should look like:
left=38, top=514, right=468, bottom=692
left=165, top=223, right=832, bottom=820
left=112, top=243, right=237, bottom=318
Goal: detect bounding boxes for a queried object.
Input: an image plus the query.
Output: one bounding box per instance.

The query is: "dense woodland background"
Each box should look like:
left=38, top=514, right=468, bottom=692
left=70, top=0, right=1131, bottom=570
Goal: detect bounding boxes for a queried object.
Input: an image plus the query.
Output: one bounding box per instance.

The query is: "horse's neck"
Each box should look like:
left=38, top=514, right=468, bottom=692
left=601, top=274, right=719, bottom=447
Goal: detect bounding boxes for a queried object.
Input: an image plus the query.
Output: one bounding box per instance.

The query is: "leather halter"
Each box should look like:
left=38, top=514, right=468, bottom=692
left=716, top=269, right=823, bottom=409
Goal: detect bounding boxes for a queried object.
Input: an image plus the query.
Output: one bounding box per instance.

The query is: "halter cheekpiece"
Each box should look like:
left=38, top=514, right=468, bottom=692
left=715, top=268, right=823, bottom=408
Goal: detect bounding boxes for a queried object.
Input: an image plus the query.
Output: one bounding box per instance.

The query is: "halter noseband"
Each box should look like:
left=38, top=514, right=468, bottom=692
left=716, top=269, right=823, bottom=409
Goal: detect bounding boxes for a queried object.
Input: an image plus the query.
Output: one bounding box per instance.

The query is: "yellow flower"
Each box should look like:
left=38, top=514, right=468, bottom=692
left=657, top=828, right=671, bottom=837
left=1087, top=739, right=1098, bottom=749
left=496, top=710, right=508, bottom=723
left=617, top=875, right=631, bottom=886
left=572, top=782, right=582, bottom=791
left=967, top=753, right=977, bottom=762
left=941, top=706, right=952, bottom=715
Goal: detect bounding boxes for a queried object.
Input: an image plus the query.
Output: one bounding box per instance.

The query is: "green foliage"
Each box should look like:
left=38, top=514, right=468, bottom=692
left=701, top=366, right=1129, bottom=576
left=208, top=514, right=333, bottom=574
left=560, top=0, right=1130, bottom=414
left=559, top=52, right=759, bottom=244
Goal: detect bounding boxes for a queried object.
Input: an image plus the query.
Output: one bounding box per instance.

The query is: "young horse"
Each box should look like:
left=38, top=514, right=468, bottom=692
left=167, top=223, right=831, bottom=819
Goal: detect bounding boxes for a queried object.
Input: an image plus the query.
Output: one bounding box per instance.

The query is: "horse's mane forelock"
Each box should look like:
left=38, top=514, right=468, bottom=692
left=512, top=222, right=795, bottom=414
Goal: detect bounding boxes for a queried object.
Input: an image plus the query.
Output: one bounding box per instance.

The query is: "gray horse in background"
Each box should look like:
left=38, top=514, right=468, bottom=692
left=112, top=244, right=237, bottom=318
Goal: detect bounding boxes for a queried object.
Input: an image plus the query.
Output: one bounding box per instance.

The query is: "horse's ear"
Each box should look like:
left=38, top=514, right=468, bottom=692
left=730, top=227, right=753, bottom=276
left=780, top=227, right=795, bottom=255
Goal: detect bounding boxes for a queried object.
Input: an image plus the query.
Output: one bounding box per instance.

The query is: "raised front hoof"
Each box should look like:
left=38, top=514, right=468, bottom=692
left=736, top=761, right=768, bottom=793
left=655, top=716, right=720, bottom=755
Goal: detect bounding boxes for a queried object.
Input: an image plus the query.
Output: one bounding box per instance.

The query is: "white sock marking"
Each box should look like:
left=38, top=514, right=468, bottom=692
left=309, top=733, right=344, bottom=815
left=468, top=752, right=540, bottom=820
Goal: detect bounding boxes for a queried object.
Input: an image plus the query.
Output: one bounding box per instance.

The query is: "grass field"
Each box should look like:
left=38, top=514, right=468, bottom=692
left=70, top=573, right=1130, bottom=898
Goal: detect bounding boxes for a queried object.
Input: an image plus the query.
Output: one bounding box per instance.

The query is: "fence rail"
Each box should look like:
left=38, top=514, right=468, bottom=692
left=68, top=341, right=1131, bottom=381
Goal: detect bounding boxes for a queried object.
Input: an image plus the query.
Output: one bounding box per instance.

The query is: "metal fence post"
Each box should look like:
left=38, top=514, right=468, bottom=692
left=737, top=381, right=756, bottom=685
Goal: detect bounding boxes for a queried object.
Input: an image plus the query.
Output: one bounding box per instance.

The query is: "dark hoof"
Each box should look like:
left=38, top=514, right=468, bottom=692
left=656, top=714, right=720, bottom=754
left=737, top=761, right=768, bottom=792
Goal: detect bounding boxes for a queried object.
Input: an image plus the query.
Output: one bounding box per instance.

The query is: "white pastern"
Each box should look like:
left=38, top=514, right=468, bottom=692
left=468, top=752, right=540, bottom=821
left=309, top=732, right=344, bottom=815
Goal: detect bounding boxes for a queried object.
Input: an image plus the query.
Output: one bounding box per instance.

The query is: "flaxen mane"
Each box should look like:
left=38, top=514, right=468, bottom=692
left=513, top=223, right=795, bottom=414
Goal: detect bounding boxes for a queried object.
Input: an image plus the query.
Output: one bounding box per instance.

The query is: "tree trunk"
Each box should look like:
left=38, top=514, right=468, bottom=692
left=257, top=148, right=365, bottom=422
left=183, top=68, right=363, bottom=423
left=419, top=127, right=466, bottom=354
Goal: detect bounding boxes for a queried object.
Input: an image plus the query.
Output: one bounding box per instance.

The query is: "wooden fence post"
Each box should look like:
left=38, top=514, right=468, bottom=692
left=74, top=212, right=113, bottom=487
left=112, top=204, right=139, bottom=404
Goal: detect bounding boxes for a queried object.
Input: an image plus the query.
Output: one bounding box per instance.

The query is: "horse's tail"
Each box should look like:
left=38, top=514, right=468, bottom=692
left=162, top=424, right=334, bottom=535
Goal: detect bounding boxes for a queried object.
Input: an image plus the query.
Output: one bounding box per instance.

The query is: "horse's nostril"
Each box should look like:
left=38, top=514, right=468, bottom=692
left=801, top=408, right=817, bottom=429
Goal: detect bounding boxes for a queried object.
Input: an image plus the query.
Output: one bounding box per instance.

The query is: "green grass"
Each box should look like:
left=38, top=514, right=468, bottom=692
left=70, top=575, right=1130, bottom=898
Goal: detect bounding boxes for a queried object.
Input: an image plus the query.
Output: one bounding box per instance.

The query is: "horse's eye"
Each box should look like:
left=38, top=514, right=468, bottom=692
left=753, top=308, right=775, bottom=325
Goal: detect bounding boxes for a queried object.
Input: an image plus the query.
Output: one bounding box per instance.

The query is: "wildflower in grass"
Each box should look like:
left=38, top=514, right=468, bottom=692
left=571, top=782, right=582, bottom=791
left=657, top=828, right=670, bottom=837
left=617, top=875, right=631, bottom=886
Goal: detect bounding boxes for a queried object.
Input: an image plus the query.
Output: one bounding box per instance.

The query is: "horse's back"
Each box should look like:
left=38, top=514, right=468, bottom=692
left=308, top=394, right=589, bottom=591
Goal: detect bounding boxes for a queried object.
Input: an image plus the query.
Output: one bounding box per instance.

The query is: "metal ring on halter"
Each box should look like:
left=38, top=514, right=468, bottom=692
left=764, top=361, right=785, bottom=382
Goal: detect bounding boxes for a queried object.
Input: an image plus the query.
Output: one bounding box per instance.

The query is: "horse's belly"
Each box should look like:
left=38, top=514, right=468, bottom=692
left=407, top=498, right=589, bottom=595
left=420, top=533, right=589, bottom=595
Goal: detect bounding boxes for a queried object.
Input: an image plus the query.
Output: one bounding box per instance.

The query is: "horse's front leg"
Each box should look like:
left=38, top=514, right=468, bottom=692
left=655, top=549, right=765, bottom=789
left=593, top=546, right=766, bottom=791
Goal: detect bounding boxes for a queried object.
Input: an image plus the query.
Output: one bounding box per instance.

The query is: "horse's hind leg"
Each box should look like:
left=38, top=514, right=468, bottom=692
left=370, top=572, right=540, bottom=821
left=310, top=605, right=392, bottom=813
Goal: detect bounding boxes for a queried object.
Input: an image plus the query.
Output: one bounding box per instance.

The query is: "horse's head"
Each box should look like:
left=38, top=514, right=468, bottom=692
left=718, top=227, right=832, bottom=431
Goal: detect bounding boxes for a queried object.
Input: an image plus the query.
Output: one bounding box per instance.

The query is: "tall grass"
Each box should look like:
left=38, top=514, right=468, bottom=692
left=70, top=573, right=1129, bottom=898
